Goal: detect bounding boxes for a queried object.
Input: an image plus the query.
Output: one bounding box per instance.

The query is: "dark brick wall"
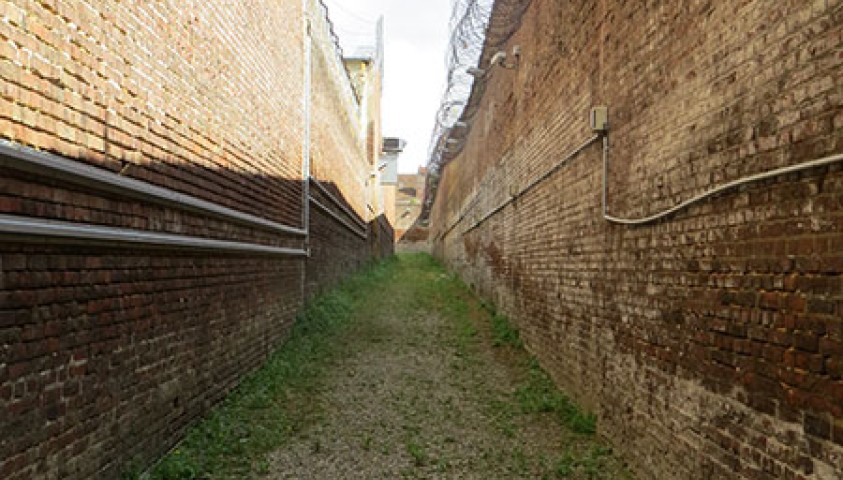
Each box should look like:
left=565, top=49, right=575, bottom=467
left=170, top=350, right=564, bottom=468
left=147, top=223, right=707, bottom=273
left=304, top=201, right=394, bottom=300
left=305, top=181, right=372, bottom=299
left=430, top=1, right=843, bottom=478
left=372, top=214, right=396, bottom=260
left=1, top=246, right=302, bottom=479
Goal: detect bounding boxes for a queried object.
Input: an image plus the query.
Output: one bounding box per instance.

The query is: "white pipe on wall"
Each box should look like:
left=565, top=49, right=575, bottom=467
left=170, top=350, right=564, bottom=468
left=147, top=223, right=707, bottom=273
left=463, top=135, right=600, bottom=233
left=438, top=131, right=843, bottom=235
left=602, top=137, right=843, bottom=225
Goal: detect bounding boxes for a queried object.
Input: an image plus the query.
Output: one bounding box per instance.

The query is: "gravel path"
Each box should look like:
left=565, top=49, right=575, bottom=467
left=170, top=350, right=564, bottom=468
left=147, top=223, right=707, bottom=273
left=265, top=255, right=631, bottom=479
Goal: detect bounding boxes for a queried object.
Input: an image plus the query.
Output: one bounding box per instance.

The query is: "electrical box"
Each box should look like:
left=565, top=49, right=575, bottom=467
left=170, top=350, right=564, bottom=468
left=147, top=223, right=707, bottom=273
left=590, top=106, right=608, bottom=132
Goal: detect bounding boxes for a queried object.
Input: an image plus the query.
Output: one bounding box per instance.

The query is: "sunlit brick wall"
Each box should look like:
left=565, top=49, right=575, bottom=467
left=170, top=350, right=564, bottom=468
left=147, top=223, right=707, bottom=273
left=0, top=0, right=305, bottom=224
left=309, top=0, right=368, bottom=221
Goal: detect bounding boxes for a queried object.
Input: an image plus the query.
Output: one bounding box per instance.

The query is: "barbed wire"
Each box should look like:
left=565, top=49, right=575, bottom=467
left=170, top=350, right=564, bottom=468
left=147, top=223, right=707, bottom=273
left=320, top=0, right=381, bottom=60
left=322, top=0, right=381, bottom=25
left=418, top=0, right=532, bottom=223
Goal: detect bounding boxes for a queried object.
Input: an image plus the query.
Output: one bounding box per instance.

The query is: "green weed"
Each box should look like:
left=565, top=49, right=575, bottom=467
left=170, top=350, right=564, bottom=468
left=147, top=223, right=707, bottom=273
left=516, top=358, right=596, bottom=435
left=552, top=446, right=613, bottom=478
left=554, top=451, right=576, bottom=477
left=490, top=313, right=523, bottom=348
left=406, top=441, right=427, bottom=466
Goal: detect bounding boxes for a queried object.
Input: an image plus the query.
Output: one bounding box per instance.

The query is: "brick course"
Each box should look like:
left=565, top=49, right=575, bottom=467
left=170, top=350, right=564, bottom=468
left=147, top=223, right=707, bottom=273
left=430, top=0, right=843, bottom=478
left=1, top=246, right=302, bottom=479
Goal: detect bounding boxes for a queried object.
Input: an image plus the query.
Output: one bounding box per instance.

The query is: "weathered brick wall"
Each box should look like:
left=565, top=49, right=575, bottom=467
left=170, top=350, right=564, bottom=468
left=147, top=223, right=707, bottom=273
left=303, top=0, right=391, bottom=297
left=372, top=213, right=395, bottom=259
left=304, top=200, right=393, bottom=300
left=309, top=0, right=368, bottom=221
left=0, top=0, right=390, bottom=478
left=430, top=1, right=843, bottom=478
left=382, top=184, right=397, bottom=227
left=305, top=178, right=371, bottom=299
left=395, top=169, right=429, bottom=253
left=395, top=169, right=425, bottom=239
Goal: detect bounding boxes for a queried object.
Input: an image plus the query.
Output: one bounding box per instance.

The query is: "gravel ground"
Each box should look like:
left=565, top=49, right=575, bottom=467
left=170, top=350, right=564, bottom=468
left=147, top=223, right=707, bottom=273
left=265, top=255, right=632, bottom=479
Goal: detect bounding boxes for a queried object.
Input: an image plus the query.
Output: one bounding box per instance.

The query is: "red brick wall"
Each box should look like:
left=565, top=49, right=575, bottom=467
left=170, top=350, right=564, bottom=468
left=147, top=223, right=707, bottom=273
left=309, top=0, right=369, bottom=221
left=0, top=0, right=305, bottom=225
left=395, top=170, right=428, bottom=251
left=305, top=179, right=372, bottom=299
left=382, top=184, right=397, bottom=227
left=303, top=0, right=392, bottom=298
left=430, top=1, right=843, bottom=478
left=372, top=213, right=396, bottom=260
left=0, top=0, right=391, bottom=478
left=1, top=246, right=301, bottom=479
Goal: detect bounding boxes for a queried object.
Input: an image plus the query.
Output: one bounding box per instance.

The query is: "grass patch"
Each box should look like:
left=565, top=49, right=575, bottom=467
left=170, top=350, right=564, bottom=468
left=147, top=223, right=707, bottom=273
left=516, top=357, right=596, bottom=435
left=406, top=441, right=427, bottom=466
left=131, top=258, right=396, bottom=480
left=552, top=446, right=613, bottom=478
left=401, top=257, right=616, bottom=477
left=482, top=311, right=596, bottom=435
left=490, top=313, right=523, bottom=348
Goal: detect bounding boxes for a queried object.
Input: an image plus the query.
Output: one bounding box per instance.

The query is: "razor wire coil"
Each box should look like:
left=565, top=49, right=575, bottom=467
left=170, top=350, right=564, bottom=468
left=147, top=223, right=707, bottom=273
left=419, top=0, right=532, bottom=222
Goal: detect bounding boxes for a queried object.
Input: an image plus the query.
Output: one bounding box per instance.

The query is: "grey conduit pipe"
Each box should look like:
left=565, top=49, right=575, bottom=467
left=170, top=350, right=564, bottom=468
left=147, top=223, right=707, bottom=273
left=0, top=140, right=307, bottom=237
left=601, top=134, right=843, bottom=225
left=309, top=198, right=368, bottom=239
left=444, top=132, right=843, bottom=235
left=0, top=214, right=308, bottom=256
left=309, top=176, right=368, bottom=231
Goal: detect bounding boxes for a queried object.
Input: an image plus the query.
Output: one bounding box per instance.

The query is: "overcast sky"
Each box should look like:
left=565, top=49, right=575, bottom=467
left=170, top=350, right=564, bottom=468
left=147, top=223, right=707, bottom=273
left=321, top=0, right=452, bottom=173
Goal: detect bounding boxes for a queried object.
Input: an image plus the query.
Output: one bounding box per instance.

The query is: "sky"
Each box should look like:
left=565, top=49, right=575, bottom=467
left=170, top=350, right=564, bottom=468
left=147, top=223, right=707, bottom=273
left=321, top=0, right=452, bottom=174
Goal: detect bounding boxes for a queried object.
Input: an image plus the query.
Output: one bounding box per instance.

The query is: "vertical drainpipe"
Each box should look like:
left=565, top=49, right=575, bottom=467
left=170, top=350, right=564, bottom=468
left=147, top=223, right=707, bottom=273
left=301, top=0, right=312, bottom=302
left=359, top=71, right=370, bottom=224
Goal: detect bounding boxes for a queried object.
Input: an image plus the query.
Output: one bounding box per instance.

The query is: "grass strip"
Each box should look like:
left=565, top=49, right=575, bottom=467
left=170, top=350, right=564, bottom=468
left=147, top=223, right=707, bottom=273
left=483, top=306, right=597, bottom=435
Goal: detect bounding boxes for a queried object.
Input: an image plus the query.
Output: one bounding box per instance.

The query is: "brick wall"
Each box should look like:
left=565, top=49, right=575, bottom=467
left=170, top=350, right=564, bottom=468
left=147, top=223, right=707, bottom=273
left=1, top=246, right=302, bottom=479
left=0, top=0, right=305, bottom=224
left=382, top=184, right=397, bottom=227
left=430, top=1, right=843, bottom=478
left=372, top=213, right=396, bottom=259
left=309, top=0, right=368, bottom=221
left=303, top=0, right=392, bottom=298
left=396, top=168, right=429, bottom=252
left=305, top=178, right=372, bottom=299
left=0, top=0, right=391, bottom=478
